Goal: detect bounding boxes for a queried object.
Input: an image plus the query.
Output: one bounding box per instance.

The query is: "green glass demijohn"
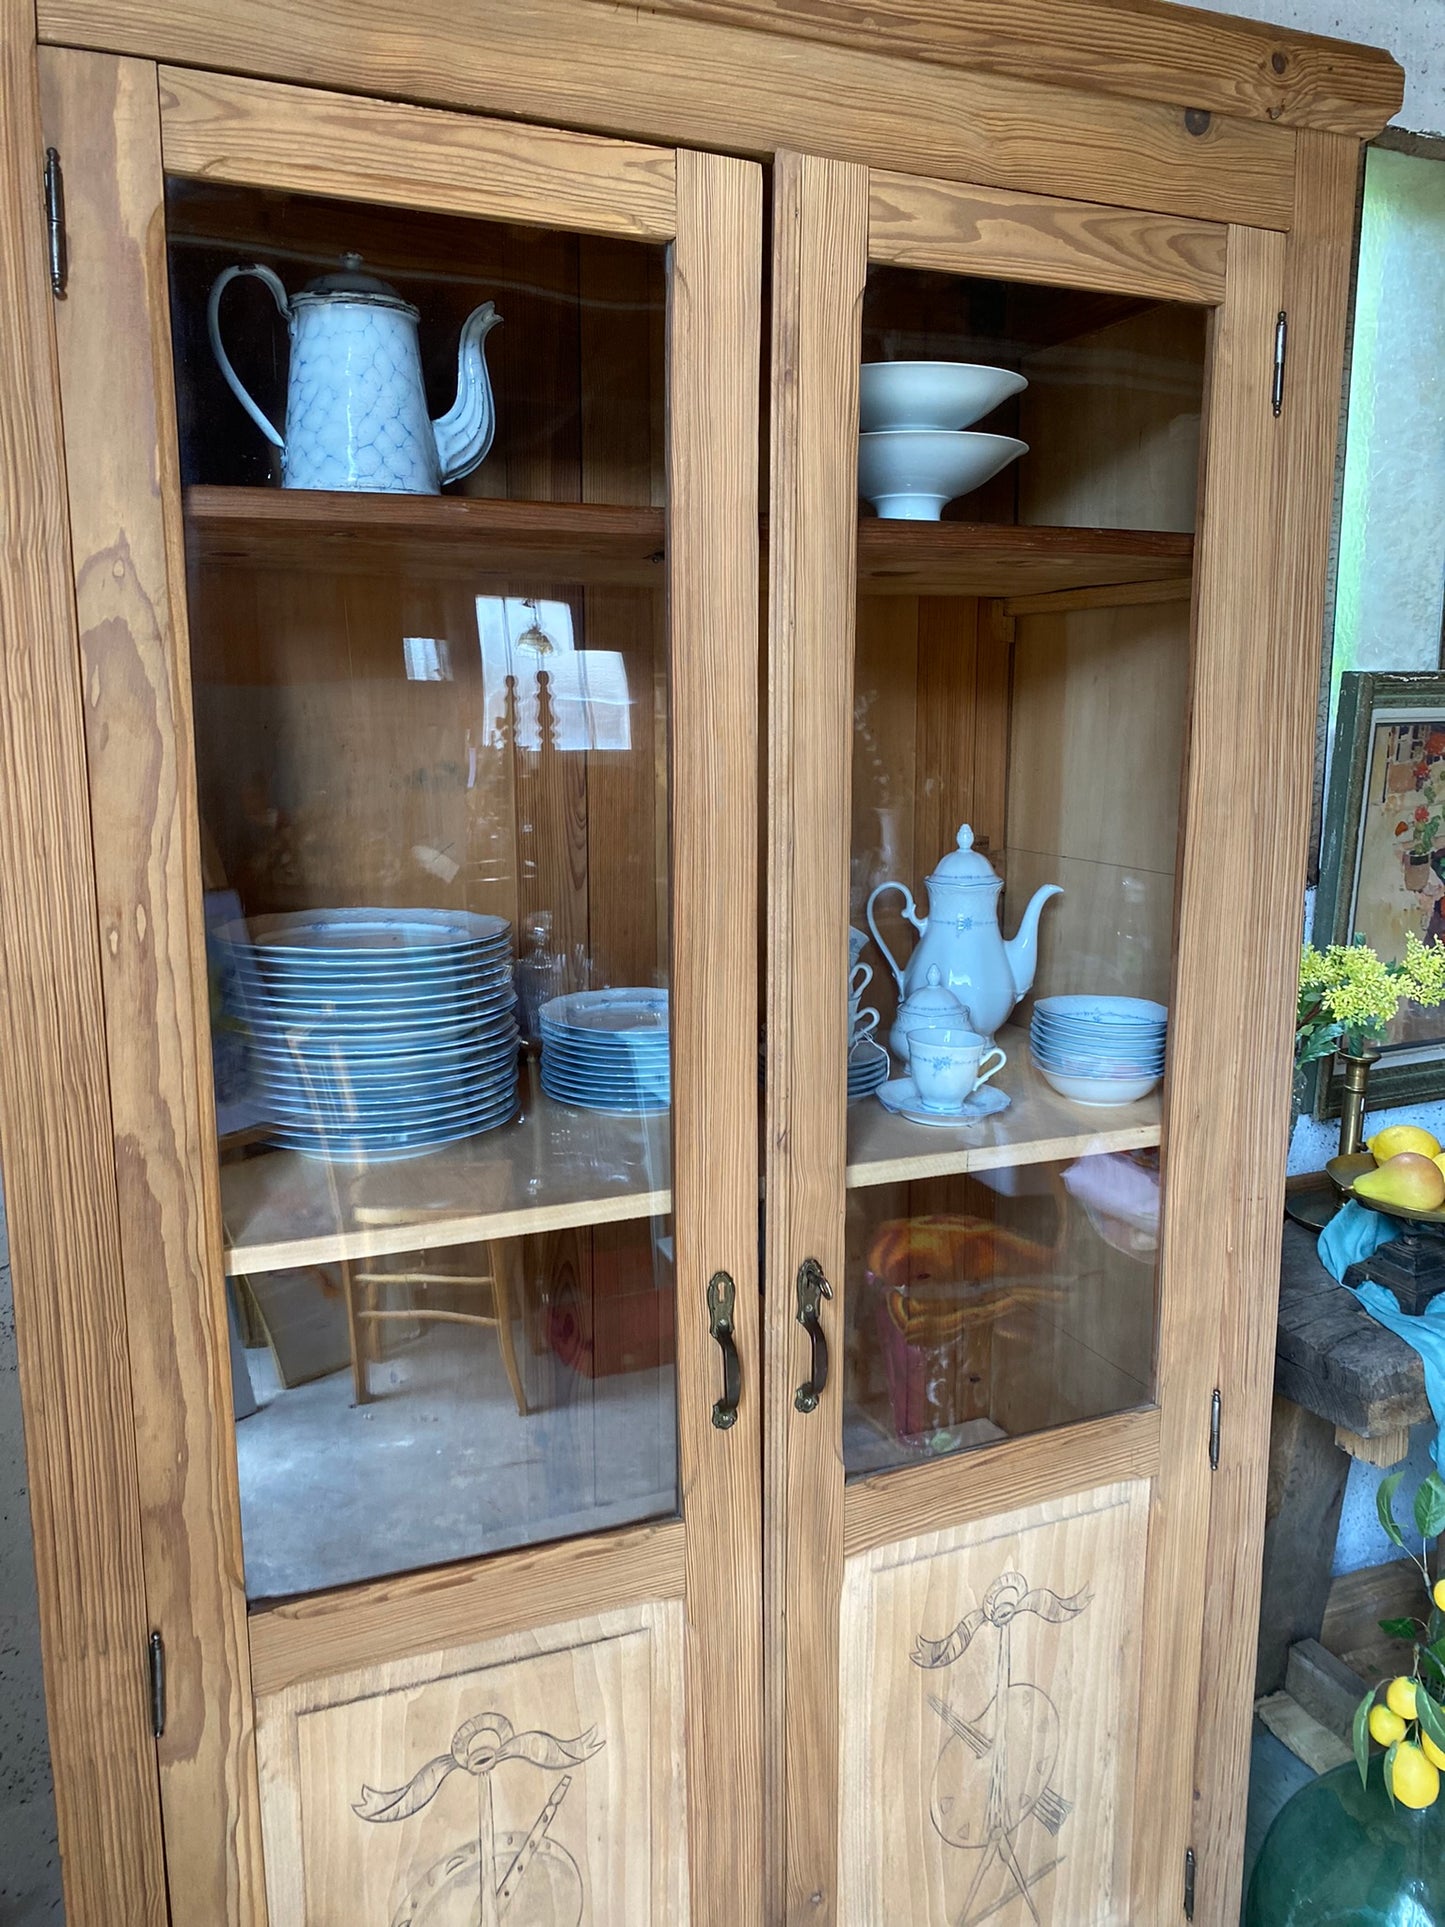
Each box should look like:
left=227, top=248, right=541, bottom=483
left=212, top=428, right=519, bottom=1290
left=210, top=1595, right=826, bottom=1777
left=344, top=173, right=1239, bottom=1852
left=1245, top=1758, right=1445, bottom=1925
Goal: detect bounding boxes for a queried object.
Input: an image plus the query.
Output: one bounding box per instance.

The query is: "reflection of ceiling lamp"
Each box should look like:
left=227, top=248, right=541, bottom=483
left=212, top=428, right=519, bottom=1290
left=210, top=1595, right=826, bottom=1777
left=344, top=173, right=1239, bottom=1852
left=516, top=598, right=556, bottom=657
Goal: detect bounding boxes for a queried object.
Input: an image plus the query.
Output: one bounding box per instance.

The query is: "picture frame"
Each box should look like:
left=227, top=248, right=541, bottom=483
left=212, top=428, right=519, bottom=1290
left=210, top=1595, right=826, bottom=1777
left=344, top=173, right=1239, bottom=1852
left=1314, top=671, right=1445, bottom=1118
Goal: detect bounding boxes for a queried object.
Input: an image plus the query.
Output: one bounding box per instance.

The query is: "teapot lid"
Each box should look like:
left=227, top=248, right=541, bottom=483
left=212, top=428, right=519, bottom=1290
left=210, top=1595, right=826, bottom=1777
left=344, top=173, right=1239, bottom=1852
left=927, top=823, right=1000, bottom=885
left=295, top=253, right=418, bottom=316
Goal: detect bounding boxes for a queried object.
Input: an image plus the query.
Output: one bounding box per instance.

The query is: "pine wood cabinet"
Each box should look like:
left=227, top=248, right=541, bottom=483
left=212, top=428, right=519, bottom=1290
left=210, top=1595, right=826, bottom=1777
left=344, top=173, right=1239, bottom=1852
left=0, top=1, right=1402, bottom=1923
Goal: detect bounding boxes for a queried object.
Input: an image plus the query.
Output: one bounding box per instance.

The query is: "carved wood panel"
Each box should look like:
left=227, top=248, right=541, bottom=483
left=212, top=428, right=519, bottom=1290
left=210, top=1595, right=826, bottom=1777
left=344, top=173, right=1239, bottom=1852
left=839, top=1479, right=1150, bottom=1926
left=255, top=1598, right=686, bottom=1925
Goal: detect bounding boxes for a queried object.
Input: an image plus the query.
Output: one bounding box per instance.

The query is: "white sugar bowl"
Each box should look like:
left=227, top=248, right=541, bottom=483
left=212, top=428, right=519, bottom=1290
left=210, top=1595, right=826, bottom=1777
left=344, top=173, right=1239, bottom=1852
left=889, top=965, right=969, bottom=1064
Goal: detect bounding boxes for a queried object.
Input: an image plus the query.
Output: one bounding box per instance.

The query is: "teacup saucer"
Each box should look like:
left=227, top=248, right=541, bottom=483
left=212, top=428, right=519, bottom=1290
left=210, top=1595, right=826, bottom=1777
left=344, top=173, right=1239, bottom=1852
left=877, top=1078, right=1010, bottom=1122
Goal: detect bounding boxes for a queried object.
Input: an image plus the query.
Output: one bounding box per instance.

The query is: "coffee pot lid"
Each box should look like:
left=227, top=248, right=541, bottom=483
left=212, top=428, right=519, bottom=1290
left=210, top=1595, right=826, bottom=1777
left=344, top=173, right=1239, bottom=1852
left=927, top=823, right=999, bottom=885
left=297, top=253, right=417, bottom=314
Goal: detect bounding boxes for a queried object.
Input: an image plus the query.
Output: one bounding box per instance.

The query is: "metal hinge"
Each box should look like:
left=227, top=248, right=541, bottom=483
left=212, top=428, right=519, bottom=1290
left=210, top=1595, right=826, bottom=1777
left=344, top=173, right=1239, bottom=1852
left=148, top=1630, right=166, bottom=1738
left=43, top=147, right=66, bottom=298
left=1209, top=1387, right=1222, bottom=1470
left=1184, top=1845, right=1197, bottom=1919
left=1271, top=310, right=1288, bottom=417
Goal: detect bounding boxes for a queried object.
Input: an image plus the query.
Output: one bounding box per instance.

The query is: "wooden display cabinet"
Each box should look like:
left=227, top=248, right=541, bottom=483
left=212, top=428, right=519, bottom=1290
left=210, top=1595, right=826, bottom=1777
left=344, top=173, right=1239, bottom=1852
left=0, top=1, right=1403, bottom=1924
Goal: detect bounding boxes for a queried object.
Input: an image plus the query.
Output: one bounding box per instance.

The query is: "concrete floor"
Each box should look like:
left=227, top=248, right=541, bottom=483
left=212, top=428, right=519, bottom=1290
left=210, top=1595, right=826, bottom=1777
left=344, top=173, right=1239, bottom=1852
left=238, top=1321, right=677, bottom=1599
left=0, top=1187, right=64, bottom=1925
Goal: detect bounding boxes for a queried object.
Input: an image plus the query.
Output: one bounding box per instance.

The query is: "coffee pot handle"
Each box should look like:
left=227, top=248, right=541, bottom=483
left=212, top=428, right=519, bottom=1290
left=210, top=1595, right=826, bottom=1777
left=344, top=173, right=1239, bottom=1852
left=866, top=880, right=923, bottom=998
left=207, top=264, right=289, bottom=452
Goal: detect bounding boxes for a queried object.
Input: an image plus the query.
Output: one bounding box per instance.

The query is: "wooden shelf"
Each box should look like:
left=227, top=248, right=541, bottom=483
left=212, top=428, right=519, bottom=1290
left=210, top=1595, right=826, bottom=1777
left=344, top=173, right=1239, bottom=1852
left=219, top=1060, right=671, bottom=1276
left=186, top=486, right=1189, bottom=600
left=855, top=520, right=1193, bottom=598
left=846, top=1027, right=1161, bottom=1190
left=186, top=485, right=667, bottom=585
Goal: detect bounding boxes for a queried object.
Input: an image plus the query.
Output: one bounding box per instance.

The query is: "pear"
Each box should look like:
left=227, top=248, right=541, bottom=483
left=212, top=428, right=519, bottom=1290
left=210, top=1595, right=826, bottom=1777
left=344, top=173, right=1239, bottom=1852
left=1369, top=1123, right=1442, bottom=1163
left=1355, top=1151, right=1445, bottom=1213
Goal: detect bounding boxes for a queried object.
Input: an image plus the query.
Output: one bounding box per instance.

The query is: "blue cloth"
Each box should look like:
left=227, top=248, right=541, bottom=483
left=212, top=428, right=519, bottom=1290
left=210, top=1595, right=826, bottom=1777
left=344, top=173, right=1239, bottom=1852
left=1348, top=1282, right=1445, bottom=1477
left=1317, top=1198, right=1400, bottom=1282
left=1323, top=1203, right=1445, bottom=1474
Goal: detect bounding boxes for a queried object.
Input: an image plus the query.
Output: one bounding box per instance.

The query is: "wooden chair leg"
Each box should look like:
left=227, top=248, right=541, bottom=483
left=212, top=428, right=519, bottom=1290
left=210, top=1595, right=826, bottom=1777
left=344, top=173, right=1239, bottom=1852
left=341, top=1255, right=371, bottom=1406
left=489, top=1241, right=529, bottom=1417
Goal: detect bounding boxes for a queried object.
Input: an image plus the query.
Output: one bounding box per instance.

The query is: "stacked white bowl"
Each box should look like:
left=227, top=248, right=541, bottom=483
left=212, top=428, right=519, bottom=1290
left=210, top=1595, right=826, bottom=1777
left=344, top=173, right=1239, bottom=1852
left=858, top=362, right=1028, bottom=520
left=1029, top=995, right=1167, bottom=1107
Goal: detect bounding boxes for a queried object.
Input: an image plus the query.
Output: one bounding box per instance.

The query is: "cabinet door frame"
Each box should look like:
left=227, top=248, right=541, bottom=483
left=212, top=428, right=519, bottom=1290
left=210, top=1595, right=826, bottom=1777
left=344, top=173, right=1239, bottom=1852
left=765, top=148, right=1288, bottom=1922
left=39, top=50, right=763, bottom=1926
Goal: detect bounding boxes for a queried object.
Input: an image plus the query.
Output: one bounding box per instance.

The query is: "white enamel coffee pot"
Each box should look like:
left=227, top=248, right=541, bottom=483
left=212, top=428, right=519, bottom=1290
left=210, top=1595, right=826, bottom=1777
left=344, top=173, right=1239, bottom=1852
left=208, top=254, right=500, bottom=493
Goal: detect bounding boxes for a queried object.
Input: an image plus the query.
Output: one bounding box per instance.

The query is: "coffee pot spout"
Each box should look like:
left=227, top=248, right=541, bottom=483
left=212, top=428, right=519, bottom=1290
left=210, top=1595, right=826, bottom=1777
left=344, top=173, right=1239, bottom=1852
left=1004, top=882, right=1063, bottom=998
left=433, top=301, right=501, bottom=486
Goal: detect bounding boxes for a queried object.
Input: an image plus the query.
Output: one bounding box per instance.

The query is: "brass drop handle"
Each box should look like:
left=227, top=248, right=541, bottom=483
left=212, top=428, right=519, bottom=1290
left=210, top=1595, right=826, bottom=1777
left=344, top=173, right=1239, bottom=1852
left=793, top=1257, right=832, bottom=1413
left=707, top=1271, right=741, bottom=1430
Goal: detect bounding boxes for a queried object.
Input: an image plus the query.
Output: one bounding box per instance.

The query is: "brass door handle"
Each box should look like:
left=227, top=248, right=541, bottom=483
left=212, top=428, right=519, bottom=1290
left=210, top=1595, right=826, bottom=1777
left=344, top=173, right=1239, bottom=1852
left=793, top=1257, right=832, bottom=1413
left=707, top=1271, right=741, bottom=1430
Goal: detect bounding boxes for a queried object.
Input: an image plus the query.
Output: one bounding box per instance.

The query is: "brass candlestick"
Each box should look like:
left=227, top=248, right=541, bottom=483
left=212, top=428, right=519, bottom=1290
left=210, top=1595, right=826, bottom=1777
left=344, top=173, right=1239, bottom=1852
left=1337, top=1040, right=1381, bottom=1158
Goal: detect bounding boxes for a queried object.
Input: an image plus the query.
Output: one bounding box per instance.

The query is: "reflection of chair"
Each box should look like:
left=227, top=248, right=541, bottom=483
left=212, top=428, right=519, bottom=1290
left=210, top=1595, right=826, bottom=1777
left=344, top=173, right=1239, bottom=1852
left=339, top=1207, right=528, bottom=1416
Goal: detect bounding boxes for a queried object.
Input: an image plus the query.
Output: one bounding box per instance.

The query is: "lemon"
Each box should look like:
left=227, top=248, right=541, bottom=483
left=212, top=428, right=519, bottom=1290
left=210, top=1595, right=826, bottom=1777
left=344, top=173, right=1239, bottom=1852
left=1388, top=1676, right=1420, bottom=1720
left=1423, top=1732, right=1445, bottom=1771
left=1390, top=1741, right=1441, bottom=1809
left=1370, top=1124, right=1443, bottom=1163
left=1434, top=1578, right=1445, bottom=1611
left=1371, top=1704, right=1408, bottom=1745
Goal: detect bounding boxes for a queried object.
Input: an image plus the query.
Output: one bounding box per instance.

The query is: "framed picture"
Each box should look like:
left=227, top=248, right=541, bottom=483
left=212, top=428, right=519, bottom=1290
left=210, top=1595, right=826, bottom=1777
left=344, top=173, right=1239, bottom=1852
left=1314, top=671, right=1445, bottom=1117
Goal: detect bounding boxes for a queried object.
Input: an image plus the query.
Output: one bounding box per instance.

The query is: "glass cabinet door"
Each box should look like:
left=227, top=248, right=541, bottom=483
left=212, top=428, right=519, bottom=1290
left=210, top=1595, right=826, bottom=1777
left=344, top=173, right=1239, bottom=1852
left=46, top=59, right=760, bottom=1927
left=766, top=152, right=1284, bottom=1924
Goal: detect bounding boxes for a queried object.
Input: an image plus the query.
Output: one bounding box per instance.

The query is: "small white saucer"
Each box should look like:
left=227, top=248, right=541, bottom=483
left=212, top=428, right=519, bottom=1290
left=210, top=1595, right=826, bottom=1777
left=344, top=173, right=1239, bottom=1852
left=878, top=1078, right=1010, bottom=1123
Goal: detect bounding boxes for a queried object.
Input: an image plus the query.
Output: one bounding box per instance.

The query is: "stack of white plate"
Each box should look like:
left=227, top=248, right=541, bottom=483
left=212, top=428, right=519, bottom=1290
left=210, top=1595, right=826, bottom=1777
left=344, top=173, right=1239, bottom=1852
left=539, top=989, right=670, bottom=1114
left=848, top=1037, right=889, bottom=1102
left=858, top=361, right=1028, bottom=520
left=221, top=909, right=519, bottom=1159
left=1029, top=995, right=1167, bottom=1107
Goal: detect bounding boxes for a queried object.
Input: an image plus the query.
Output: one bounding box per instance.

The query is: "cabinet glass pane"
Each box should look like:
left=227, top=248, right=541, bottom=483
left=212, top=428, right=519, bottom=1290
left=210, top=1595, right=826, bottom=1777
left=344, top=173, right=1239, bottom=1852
left=845, top=265, right=1204, bottom=1476
left=165, top=179, right=677, bottom=1598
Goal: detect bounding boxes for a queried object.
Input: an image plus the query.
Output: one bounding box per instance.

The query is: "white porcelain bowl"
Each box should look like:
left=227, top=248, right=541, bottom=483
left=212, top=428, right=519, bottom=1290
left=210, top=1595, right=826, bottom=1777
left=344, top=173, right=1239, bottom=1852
left=1035, top=1062, right=1161, bottom=1107
left=859, top=430, right=1028, bottom=521
left=859, top=361, right=1027, bottom=432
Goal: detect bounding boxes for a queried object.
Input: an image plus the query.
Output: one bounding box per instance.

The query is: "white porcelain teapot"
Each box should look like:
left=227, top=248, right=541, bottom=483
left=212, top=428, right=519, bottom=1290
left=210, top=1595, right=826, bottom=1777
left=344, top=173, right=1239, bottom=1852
left=867, top=824, right=1062, bottom=1044
left=208, top=254, right=500, bottom=493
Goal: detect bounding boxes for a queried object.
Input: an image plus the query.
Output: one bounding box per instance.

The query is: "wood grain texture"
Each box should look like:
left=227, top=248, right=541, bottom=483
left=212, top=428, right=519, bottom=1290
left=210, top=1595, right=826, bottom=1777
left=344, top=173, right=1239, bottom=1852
left=40, top=48, right=263, bottom=1925
left=250, top=1518, right=686, bottom=1695
left=668, top=147, right=764, bottom=1927
left=0, top=11, right=167, bottom=1922
left=765, top=148, right=868, bottom=1927
left=1274, top=1220, right=1429, bottom=1437
left=1189, top=136, right=1362, bottom=1927
left=1254, top=1396, right=1350, bottom=1695
left=188, top=488, right=667, bottom=585
left=1002, top=576, right=1194, bottom=618
left=580, top=0, right=1403, bottom=137
left=1128, top=222, right=1288, bottom=1920
left=160, top=64, right=677, bottom=240
left=37, top=0, right=1296, bottom=227
left=844, top=1407, right=1161, bottom=1557
left=869, top=171, right=1226, bottom=304
left=256, top=1598, right=687, bottom=1924
left=839, top=1481, right=1151, bottom=1924
left=856, top=520, right=1193, bottom=597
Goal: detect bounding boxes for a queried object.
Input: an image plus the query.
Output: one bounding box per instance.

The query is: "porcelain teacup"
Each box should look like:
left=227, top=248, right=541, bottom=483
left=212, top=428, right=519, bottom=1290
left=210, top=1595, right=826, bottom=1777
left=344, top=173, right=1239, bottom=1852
left=851, top=1005, right=881, bottom=1045
left=907, top=1026, right=1006, bottom=1114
